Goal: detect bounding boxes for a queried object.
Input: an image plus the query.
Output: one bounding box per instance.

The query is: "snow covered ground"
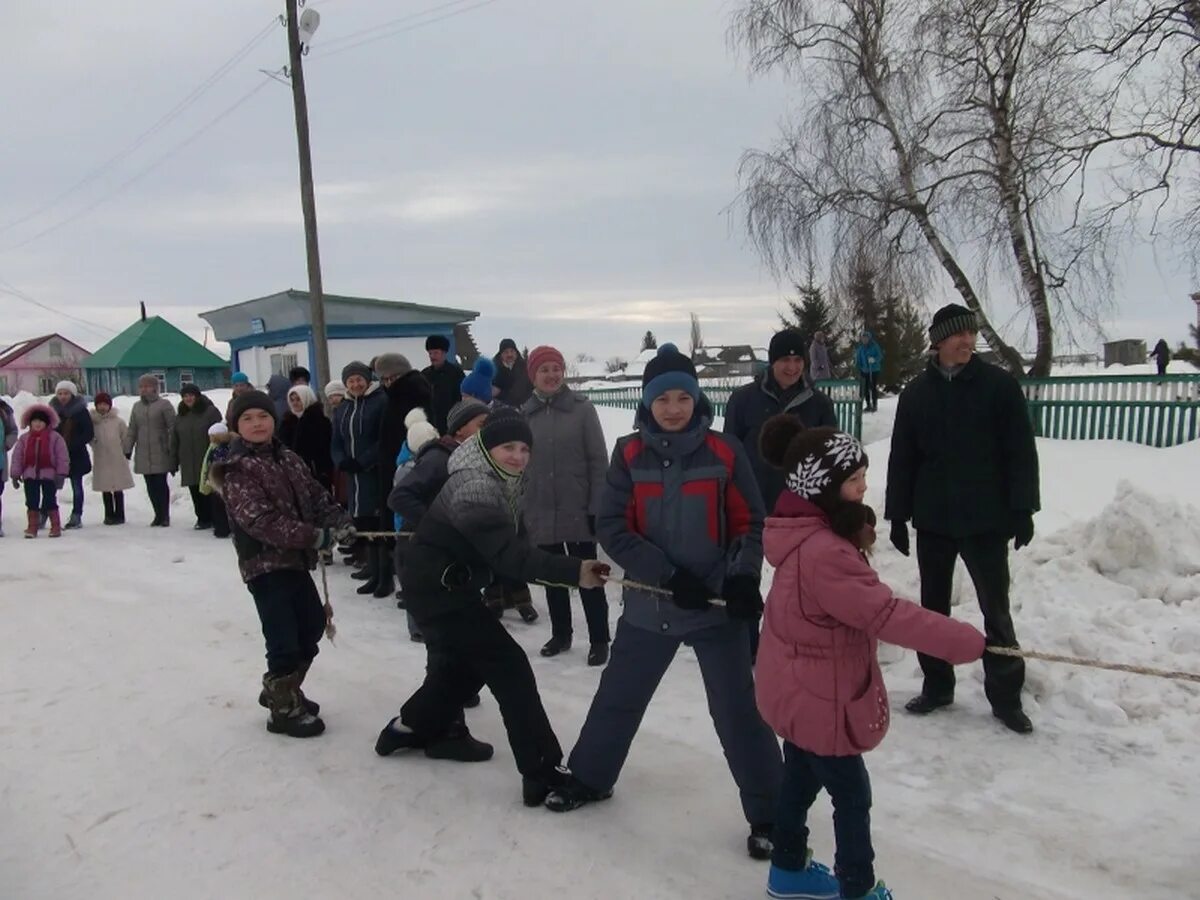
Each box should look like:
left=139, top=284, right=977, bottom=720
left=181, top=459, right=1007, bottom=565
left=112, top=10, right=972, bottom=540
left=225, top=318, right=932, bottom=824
left=2, top=391, right=1198, bottom=899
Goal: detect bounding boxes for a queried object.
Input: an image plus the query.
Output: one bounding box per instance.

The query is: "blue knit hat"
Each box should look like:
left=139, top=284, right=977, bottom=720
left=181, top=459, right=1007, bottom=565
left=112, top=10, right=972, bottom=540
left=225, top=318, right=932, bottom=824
left=461, top=357, right=496, bottom=403
left=641, top=344, right=699, bottom=408
left=231, top=371, right=250, bottom=385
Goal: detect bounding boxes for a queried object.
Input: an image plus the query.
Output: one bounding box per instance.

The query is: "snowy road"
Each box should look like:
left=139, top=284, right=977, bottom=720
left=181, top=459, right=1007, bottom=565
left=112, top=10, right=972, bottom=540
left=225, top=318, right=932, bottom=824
left=2, top=393, right=1198, bottom=898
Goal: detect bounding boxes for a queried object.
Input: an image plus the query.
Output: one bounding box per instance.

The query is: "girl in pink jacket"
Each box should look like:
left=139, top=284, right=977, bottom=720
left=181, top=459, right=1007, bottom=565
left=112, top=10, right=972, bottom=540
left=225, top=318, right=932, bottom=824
left=11, top=404, right=71, bottom=539
left=754, top=416, right=985, bottom=900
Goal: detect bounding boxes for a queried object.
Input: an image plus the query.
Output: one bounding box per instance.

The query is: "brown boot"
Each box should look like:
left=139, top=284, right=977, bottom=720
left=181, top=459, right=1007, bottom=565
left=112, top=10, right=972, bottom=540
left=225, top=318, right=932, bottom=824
left=24, top=509, right=39, bottom=539
left=262, top=671, right=325, bottom=738
left=48, top=509, right=63, bottom=538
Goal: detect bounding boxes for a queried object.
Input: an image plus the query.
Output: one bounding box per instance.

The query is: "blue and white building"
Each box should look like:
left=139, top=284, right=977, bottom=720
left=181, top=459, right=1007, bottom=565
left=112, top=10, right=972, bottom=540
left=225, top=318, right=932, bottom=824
left=200, top=289, right=479, bottom=386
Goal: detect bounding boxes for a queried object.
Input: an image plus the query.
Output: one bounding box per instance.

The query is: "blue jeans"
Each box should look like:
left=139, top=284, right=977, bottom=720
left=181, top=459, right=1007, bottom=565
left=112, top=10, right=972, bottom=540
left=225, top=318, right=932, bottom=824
left=24, top=479, right=58, bottom=511
left=69, top=474, right=85, bottom=516
left=773, top=742, right=875, bottom=898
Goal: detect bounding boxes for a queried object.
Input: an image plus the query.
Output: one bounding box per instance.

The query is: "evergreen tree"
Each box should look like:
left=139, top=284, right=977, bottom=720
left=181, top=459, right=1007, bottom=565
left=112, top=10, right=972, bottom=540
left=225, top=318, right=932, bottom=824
left=842, top=257, right=926, bottom=389
left=781, top=266, right=843, bottom=371
left=641, top=330, right=658, bottom=352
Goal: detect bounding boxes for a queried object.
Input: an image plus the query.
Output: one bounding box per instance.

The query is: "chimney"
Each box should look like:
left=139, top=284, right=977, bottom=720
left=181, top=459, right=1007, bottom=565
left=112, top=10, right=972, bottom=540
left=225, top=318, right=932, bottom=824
left=140, top=301, right=147, bottom=321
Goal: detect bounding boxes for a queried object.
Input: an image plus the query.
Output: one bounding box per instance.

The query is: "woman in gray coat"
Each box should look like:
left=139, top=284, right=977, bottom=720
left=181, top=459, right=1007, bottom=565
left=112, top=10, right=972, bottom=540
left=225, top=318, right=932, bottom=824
left=171, top=384, right=223, bottom=529
left=124, top=373, right=177, bottom=526
left=521, top=345, right=611, bottom=665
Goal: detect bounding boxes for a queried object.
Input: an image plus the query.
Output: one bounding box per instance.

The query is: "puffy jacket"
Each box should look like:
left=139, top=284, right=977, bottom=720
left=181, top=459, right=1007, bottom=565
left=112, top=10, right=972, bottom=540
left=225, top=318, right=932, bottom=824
left=376, top=371, right=433, bottom=517
left=520, top=387, right=608, bottom=545
left=124, top=395, right=176, bottom=475
left=0, top=401, right=14, bottom=476
left=282, top=403, right=334, bottom=490
left=723, top=373, right=838, bottom=513
left=885, top=355, right=1040, bottom=538
left=597, top=399, right=765, bottom=636
left=90, top=408, right=135, bottom=492
left=854, top=333, right=883, bottom=375
left=330, top=383, right=386, bottom=518
left=401, top=435, right=582, bottom=624
left=755, top=495, right=984, bottom=757
left=492, top=354, right=533, bottom=406
left=422, top=362, right=464, bottom=434
left=50, top=394, right=93, bottom=477
left=213, top=437, right=351, bottom=583
left=171, top=395, right=222, bottom=487
left=387, top=437, right=457, bottom=529
left=11, top=405, right=70, bottom=481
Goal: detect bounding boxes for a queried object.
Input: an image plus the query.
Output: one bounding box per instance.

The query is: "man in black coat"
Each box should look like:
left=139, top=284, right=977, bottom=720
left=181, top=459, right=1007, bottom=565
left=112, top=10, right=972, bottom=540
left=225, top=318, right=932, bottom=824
left=492, top=338, right=533, bottom=407
left=724, top=329, right=838, bottom=513
left=885, top=304, right=1040, bottom=734
left=421, top=335, right=464, bottom=434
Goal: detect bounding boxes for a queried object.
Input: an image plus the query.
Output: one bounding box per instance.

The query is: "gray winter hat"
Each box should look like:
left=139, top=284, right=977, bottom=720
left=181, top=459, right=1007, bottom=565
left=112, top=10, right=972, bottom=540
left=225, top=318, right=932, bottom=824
left=929, top=304, right=978, bottom=347
left=447, top=398, right=490, bottom=436
left=374, top=353, right=412, bottom=380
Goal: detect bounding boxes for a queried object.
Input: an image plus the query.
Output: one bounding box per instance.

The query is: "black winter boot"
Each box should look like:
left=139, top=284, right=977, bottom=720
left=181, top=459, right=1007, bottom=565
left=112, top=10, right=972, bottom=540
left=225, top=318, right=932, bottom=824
left=375, top=716, right=425, bottom=756
left=372, top=544, right=395, bottom=599
left=423, top=723, right=494, bottom=762
left=993, top=708, right=1034, bottom=734
left=540, top=635, right=572, bottom=658
left=587, top=642, right=609, bottom=667
left=904, top=693, right=954, bottom=715
left=356, top=544, right=382, bottom=595
left=747, top=823, right=774, bottom=860
left=262, top=672, right=325, bottom=738
left=542, top=771, right=611, bottom=811
left=113, top=492, right=126, bottom=525
left=102, top=493, right=116, bottom=525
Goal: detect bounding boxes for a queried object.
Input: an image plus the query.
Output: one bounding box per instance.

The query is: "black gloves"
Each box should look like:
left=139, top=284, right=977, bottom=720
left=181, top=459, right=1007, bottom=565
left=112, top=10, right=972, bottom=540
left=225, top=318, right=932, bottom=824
left=889, top=520, right=910, bottom=557
left=339, top=459, right=362, bottom=474
left=666, top=568, right=713, bottom=611
left=1012, top=512, right=1035, bottom=550
left=721, top=575, right=763, bottom=621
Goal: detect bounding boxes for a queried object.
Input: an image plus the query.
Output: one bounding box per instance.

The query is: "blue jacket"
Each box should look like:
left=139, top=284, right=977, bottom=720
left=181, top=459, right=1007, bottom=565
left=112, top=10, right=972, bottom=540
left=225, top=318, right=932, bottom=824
left=331, top=383, right=386, bottom=518
left=597, top=398, right=765, bottom=636
left=855, top=333, right=883, bottom=375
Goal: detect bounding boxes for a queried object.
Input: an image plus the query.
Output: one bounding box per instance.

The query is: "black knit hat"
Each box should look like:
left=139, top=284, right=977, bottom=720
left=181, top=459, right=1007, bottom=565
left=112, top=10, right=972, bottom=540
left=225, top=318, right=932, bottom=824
left=229, top=390, right=278, bottom=431
left=180, top=383, right=201, bottom=398
left=289, top=366, right=310, bottom=383
left=760, top=416, right=867, bottom=509
left=498, top=338, right=519, bottom=354
left=480, top=406, right=533, bottom=450
left=769, top=329, right=808, bottom=365
left=929, top=304, right=978, bottom=346
left=641, top=343, right=699, bottom=407
left=447, top=398, right=490, bottom=436
left=425, top=334, right=450, bottom=352
left=341, top=361, right=372, bottom=384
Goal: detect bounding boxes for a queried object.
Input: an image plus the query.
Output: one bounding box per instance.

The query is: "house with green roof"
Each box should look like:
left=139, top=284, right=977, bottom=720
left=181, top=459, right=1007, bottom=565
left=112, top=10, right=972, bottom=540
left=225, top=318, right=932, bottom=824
left=83, top=311, right=230, bottom=396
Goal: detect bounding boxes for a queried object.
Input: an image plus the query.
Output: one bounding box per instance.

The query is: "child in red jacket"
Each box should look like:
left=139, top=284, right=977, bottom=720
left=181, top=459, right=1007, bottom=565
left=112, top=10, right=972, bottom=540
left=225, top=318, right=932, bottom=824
left=753, top=416, right=985, bottom=900
left=11, top=404, right=71, bottom=538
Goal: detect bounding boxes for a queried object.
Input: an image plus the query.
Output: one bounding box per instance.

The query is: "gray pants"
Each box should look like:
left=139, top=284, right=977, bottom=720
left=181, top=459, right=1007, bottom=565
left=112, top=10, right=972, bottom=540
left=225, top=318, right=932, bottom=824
left=568, top=617, right=783, bottom=825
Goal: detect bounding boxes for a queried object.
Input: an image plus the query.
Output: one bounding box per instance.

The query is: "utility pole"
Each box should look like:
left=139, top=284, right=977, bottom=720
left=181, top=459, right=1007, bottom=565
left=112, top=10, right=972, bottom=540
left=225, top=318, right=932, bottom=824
left=285, top=0, right=330, bottom=390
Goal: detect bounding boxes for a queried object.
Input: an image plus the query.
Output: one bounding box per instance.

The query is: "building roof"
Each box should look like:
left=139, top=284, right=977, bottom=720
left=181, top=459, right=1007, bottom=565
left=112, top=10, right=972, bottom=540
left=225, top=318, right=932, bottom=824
left=0, top=333, right=91, bottom=368
left=83, top=317, right=228, bottom=370
left=199, top=289, right=480, bottom=342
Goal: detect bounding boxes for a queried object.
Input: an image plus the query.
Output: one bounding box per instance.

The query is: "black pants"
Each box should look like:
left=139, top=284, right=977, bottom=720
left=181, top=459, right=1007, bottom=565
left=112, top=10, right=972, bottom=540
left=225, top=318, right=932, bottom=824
left=102, top=491, right=126, bottom=522
left=247, top=569, right=326, bottom=675
left=210, top=493, right=230, bottom=537
left=916, top=530, right=1025, bottom=711
left=188, top=486, right=212, bottom=526
left=144, top=474, right=170, bottom=521
left=24, top=479, right=57, bottom=510
left=860, top=371, right=879, bottom=410
left=540, top=542, right=610, bottom=644
left=401, top=603, right=562, bottom=777
left=773, top=741, right=874, bottom=898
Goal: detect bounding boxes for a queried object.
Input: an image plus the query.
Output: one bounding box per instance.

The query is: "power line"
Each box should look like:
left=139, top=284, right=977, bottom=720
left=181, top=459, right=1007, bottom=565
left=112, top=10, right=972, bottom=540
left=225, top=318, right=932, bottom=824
left=314, top=0, right=488, bottom=51
left=0, top=17, right=281, bottom=240
left=0, top=279, right=120, bottom=340
left=3, top=76, right=276, bottom=253
left=311, top=0, right=500, bottom=59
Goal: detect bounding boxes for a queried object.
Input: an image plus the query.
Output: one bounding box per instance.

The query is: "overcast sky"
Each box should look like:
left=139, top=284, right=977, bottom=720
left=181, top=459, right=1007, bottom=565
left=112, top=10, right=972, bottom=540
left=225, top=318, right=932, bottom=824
left=1, top=0, right=1196, bottom=366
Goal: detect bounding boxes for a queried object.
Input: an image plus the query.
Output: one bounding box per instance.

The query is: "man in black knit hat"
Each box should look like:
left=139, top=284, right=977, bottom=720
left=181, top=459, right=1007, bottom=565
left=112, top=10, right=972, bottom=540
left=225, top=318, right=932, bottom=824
left=885, top=303, right=1040, bottom=734
left=421, top=334, right=464, bottom=434
left=725, top=329, right=837, bottom=514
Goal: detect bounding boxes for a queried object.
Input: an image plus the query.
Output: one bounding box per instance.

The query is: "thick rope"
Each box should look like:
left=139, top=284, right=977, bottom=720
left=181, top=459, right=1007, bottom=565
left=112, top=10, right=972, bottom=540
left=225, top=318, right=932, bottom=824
left=603, top=575, right=727, bottom=607
left=987, top=646, right=1200, bottom=684
left=319, top=556, right=336, bottom=643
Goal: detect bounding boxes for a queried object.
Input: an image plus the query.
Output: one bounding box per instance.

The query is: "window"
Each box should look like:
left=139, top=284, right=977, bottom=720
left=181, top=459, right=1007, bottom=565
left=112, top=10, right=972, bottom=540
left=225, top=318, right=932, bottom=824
left=38, top=377, right=55, bottom=395
left=152, top=371, right=166, bottom=394
left=48, top=340, right=63, bottom=358
left=0, top=376, right=7, bottom=395
left=270, top=353, right=298, bottom=377
left=178, top=371, right=194, bottom=389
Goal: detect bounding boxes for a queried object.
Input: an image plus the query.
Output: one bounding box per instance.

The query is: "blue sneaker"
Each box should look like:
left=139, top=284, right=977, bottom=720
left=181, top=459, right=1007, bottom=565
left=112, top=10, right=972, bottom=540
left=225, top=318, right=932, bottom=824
left=847, top=883, right=893, bottom=899
left=766, top=855, right=840, bottom=899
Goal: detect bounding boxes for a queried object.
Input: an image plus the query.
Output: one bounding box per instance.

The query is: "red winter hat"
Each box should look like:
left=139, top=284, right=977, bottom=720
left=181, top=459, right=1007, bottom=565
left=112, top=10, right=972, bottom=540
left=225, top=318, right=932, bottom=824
left=527, top=345, right=565, bottom=378
left=94, top=392, right=113, bottom=408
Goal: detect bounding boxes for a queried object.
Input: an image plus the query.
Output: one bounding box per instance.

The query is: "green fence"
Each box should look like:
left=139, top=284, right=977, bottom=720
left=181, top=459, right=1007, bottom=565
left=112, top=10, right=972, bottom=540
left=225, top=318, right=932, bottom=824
left=582, top=379, right=864, bottom=439
left=1021, top=375, right=1200, bottom=447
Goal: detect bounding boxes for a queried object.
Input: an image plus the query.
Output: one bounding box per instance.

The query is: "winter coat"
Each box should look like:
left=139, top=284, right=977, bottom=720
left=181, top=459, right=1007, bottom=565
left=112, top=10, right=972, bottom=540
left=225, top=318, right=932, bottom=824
left=282, top=403, right=334, bottom=491
left=330, top=383, right=387, bottom=518
left=755, top=495, right=984, bottom=757
left=199, top=432, right=233, bottom=497
left=376, top=371, right=434, bottom=517
left=11, top=405, right=70, bottom=482
left=422, top=361, right=464, bottom=434
left=1152, top=340, right=1171, bottom=365
left=808, top=340, right=833, bottom=382
left=597, top=400, right=765, bottom=636
left=387, top=436, right=457, bottom=529
left=492, top=354, right=533, bottom=407
left=213, top=437, right=351, bottom=583
left=854, top=334, right=883, bottom=375
left=171, top=396, right=222, bottom=488
left=89, top=408, right=135, bottom=492
left=266, top=373, right=291, bottom=422
left=520, top=387, right=608, bottom=545
left=401, top=435, right=582, bottom=625
left=0, top=401, right=14, bottom=477
left=124, top=395, right=177, bottom=475
left=50, top=394, right=93, bottom=478
left=885, top=355, right=1040, bottom=538
left=724, top=373, right=838, bottom=513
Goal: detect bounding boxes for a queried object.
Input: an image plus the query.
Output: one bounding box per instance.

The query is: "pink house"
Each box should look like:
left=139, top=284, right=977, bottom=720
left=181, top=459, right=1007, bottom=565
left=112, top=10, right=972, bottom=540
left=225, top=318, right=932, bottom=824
left=0, top=333, right=92, bottom=396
